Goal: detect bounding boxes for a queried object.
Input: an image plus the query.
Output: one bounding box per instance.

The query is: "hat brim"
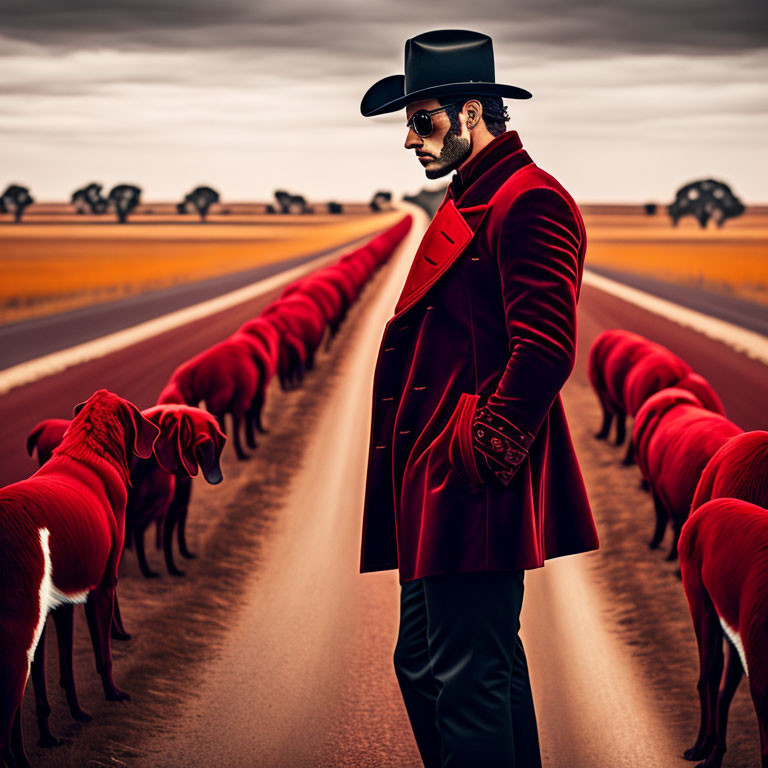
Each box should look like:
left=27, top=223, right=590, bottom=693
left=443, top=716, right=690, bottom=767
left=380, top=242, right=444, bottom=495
left=360, top=74, right=532, bottom=117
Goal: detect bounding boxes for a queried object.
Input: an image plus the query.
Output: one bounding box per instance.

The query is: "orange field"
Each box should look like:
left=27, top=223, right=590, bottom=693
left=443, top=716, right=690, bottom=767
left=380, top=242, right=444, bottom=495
left=0, top=203, right=402, bottom=324
left=1, top=202, right=766, bottom=326
left=581, top=204, right=768, bottom=306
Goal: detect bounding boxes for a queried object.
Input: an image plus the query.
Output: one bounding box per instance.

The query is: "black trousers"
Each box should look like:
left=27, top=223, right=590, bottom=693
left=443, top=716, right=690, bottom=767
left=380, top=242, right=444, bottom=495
left=394, top=570, right=542, bottom=768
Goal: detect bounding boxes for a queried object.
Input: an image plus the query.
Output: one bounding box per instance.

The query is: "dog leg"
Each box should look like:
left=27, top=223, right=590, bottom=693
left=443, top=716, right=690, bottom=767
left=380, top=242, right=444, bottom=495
left=245, top=412, right=258, bottom=449
left=622, top=436, right=635, bottom=466
left=10, top=706, right=31, bottom=768
left=666, top=519, right=682, bottom=562
left=110, top=593, right=131, bottom=642
left=1, top=662, right=26, bottom=768
left=135, top=521, right=160, bottom=579
left=649, top=489, right=668, bottom=550
left=174, top=478, right=195, bottom=560
left=696, top=639, right=744, bottom=768
left=51, top=605, right=91, bottom=723
left=682, top=590, right=722, bottom=761
left=614, top=410, right=626, bottom=446
left=231, top=413, right=250, bottom=460
left=594, top=400, right=613, bottom=440
left=163, top=492, right=185, bottom=577
left=749, top=677, right=768, bottom=768
left=30, top=621, right=62, bottom=747
left=254, top=386, right=269, bottom=434
left=85, top=586, right=129, bottom=701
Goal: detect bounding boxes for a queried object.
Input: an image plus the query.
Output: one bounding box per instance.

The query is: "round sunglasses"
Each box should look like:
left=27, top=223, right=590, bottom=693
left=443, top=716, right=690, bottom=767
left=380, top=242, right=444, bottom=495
left=405, top=103, right=459, bottom=138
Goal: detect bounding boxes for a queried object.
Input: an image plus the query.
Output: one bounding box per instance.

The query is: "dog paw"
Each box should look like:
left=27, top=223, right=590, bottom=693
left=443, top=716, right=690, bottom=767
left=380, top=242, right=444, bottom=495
left=38, top=733, right=64, bottom=749
left=72, top=708, right=92, bottom=723
left=106, top=688, right=130, bottom=702
left=683, top=740, right=712, bottom=761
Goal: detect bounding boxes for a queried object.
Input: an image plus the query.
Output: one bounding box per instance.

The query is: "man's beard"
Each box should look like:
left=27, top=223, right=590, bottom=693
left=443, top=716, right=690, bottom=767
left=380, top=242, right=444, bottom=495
left=424, top=131, right=472, bottom=180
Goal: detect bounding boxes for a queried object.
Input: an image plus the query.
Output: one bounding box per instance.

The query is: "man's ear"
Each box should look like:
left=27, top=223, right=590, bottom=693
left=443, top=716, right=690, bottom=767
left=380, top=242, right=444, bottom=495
left=464, top=99, right=482, bottom=129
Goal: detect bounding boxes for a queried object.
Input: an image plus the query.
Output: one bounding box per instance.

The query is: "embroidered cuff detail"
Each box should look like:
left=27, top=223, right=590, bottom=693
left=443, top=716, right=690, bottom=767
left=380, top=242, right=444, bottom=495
left=471, top=405, right=536, bottom=486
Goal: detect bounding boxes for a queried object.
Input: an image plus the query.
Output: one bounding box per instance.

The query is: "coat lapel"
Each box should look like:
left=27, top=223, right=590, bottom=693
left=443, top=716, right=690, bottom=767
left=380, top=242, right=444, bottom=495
left=392, top=199, right=489, bottom=317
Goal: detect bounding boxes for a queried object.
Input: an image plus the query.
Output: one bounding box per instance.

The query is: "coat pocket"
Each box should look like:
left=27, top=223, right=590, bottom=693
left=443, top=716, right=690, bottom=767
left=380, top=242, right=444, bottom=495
left=446, top=392, right=484, bottom=486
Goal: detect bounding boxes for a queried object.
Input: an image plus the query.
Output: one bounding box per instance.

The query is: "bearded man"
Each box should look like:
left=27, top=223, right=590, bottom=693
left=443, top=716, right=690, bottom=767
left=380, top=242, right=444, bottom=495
left=359, top=29, right=600, bottom=768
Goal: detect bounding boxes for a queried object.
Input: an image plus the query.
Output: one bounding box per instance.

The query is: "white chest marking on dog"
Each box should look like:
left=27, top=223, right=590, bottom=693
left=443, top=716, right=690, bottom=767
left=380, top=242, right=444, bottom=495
left=28, top=528, right=54, bottom=672
left=718, top=615, right=749, bottom=677
left=26, top=528, right=90, bottom=675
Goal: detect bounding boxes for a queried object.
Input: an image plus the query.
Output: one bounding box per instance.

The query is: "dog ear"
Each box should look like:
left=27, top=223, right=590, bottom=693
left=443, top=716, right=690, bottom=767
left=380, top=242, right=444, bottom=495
left=26, top=422, right=47, bottom=457
left=124, top=400, right=160, bottom=459
left=72, top=399, right=87, bottom=417
left=176, top=413, right=200, bottom=478
left=151, top=410, right=182, bottom=474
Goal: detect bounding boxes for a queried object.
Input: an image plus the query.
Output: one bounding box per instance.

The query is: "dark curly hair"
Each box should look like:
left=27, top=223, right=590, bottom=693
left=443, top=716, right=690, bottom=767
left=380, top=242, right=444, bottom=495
left=437, top=95, right=509, bottom=137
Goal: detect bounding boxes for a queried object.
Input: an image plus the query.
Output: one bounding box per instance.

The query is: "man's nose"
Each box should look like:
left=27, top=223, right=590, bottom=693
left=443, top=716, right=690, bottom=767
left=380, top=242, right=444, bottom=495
left=404, top=126, right=423, bottom=150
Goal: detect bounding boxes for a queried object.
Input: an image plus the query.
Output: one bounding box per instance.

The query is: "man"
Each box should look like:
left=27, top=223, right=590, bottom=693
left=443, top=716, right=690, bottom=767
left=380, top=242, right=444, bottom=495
left=359, top=29, right=600, bottom=767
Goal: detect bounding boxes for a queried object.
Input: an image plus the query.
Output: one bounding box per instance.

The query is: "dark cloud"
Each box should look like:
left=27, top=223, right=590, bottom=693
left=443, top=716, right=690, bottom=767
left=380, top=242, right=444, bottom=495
left=0, top=0, right=766, bottom=57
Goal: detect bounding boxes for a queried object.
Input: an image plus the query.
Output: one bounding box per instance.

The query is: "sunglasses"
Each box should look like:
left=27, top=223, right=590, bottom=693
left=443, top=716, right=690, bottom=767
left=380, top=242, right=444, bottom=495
left=405, top=103, right=459, bottom=138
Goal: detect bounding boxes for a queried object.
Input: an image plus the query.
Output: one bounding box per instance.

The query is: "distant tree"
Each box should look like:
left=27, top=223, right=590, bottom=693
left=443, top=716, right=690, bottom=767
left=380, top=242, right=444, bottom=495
left=273, top=189, right=312, bottom=214
left=1, top=184, right=34, bottom=222
left=274, top=189, right=292, bottom=213
left=667, top=179, right=745, bottom=229
left=644, top=202, right=657, bottom=216
left=264, top=203, right=276, bottom=214
left=176, top=201, right=189, bottom=214
left=108, top=184, right=141, bottom=224
left=180, top=185, right=220, bottom=222
left=291, top=194, right=312, bottom=214
left=327, top=201, right=343, bottom=214
left=71, top=182, right=109, bottom=214
left=370, top=190, right=393, bottom=212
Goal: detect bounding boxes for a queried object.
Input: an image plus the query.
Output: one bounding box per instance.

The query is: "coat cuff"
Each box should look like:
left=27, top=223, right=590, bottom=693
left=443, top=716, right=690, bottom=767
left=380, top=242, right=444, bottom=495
left=471, top=404, right=536, bottom=486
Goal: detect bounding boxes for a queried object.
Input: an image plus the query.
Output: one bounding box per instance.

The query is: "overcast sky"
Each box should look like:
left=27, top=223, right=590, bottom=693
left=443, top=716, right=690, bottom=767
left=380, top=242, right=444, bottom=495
left=1, top=0, right=766, bottom=203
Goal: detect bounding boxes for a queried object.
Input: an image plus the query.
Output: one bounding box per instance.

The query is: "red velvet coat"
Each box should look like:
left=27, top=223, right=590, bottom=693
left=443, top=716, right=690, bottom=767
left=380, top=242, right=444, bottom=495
left=360, top=130, right=600, bottom=583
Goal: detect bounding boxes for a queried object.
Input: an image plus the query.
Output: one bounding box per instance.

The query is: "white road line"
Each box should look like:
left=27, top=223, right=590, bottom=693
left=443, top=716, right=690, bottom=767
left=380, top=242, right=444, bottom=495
left=583, top=269, right=768, bottom=366
left=0, top=241, right=368, bottom=397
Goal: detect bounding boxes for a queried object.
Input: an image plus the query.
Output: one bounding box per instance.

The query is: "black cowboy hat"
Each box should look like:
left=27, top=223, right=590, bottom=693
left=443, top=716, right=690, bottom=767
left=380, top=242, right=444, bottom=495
left=360, top=29, right=532, bottom=117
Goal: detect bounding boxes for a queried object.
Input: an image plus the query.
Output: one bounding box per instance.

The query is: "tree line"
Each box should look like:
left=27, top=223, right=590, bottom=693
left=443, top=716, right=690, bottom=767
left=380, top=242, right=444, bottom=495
left=0, top=183, right=397, bottom=223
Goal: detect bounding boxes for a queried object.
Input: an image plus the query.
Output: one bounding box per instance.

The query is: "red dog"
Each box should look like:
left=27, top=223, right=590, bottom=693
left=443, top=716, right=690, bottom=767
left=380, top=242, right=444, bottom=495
left=641, top=395, right=741, bottom=561
left=24, top=403, right=225, bottom=750
left=157, top=331, right=269, bottom=460
left=588, top=329, right=636, bottom=441
left=0, top=389, right=159, bottom=768
left=691, top=430, right=768, bottom=512
left=679, top=497, right=768, bottom=767
left=600, top=331, right=661, bottom=446
left=621, top=348, right=691, bottom=465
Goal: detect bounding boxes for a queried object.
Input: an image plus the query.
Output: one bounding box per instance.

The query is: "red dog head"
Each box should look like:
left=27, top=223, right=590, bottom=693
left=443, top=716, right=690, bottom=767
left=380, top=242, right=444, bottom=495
left=72, top=390, right=158, bottom=458
left=141, top=404, right=226, bottom=484
left=62, top=390, right=159, bottom=484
